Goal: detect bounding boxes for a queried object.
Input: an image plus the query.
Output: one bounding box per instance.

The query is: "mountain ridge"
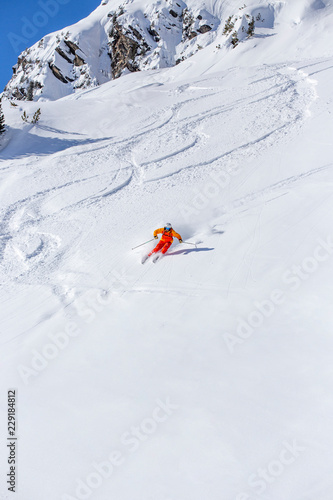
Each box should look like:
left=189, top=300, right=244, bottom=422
left=4, top=0, right=331, bottom=102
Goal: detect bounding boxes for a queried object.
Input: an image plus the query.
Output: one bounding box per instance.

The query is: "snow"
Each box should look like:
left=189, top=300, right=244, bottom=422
left=1, top=0, right=333, bottom=499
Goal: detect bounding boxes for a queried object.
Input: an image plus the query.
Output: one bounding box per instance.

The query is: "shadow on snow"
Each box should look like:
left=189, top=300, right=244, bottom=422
left=167, top=247, right=214, bottom=256
left=0, top=127, right=112, bottom=160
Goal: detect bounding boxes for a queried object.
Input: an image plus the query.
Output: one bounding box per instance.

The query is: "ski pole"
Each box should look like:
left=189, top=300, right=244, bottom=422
left=182, top=241, right=197, bottom=248
left=132, top=238, right=155, bottom=250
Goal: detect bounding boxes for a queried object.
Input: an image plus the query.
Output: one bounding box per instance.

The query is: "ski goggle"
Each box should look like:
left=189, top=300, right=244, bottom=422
left=164, top=227, right=172, bottom=231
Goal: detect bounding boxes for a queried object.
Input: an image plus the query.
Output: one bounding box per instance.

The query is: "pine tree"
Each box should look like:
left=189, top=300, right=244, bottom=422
left=0, top=97, right=5, bottom=135
left=21, top=111, right=29, bottom=123
left=223, top=16, right=235, bottom=35
left=31, top=108, right=41, bottom=124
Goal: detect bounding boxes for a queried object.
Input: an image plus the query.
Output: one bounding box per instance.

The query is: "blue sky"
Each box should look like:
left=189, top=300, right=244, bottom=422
left=0, top=0, right=100, bottom=92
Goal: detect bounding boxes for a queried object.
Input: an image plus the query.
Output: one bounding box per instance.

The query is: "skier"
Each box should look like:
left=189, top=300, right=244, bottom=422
left=148, top=223, right=183, bottom=257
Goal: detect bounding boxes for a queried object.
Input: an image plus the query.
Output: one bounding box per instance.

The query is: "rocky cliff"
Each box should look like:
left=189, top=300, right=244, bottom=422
left=3, top=0, right=268, bottom=101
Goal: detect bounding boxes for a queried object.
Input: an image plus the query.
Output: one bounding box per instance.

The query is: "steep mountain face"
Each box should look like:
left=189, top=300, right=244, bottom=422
left=3, top=0, right=332, bottom=102
left=3, top=0, right=276, bottom=101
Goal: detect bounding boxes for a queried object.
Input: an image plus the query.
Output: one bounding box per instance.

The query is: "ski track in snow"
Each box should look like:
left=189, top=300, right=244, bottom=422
left=0, top=63, right=320, bottom=299
left=225, top=161, right=333, bottom=219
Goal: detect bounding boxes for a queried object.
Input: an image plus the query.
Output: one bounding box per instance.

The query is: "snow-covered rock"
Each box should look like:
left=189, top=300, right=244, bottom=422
left=5, top=0, right=331, bottom=101
left=4, top=0, right=221, bottom=101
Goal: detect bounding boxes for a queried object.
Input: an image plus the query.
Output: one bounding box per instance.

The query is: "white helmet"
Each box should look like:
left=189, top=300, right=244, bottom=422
left=164, top=223, right=172, bottom=230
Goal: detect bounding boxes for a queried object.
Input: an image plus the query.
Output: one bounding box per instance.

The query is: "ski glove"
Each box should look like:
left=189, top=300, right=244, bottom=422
left=154, top=235, right=158, bottom=239
left=179, top=239, right=183, bottom=243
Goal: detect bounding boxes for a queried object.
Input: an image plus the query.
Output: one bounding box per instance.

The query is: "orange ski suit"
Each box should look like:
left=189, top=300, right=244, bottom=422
left=148, top=228, right=182, bottom=256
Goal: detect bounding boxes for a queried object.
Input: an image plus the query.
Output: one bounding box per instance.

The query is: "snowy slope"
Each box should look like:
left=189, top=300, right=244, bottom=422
left=1, top=1, right=333, bottom=499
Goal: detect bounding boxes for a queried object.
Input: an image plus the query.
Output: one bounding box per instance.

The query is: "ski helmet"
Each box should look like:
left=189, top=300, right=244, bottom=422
left=164, top=223, right=172, bottom=230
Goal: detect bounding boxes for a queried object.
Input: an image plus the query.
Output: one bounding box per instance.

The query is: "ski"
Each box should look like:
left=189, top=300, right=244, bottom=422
left=153, top=254, right=163, bottom=263
left=141, top=254, right=151, bottom=264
